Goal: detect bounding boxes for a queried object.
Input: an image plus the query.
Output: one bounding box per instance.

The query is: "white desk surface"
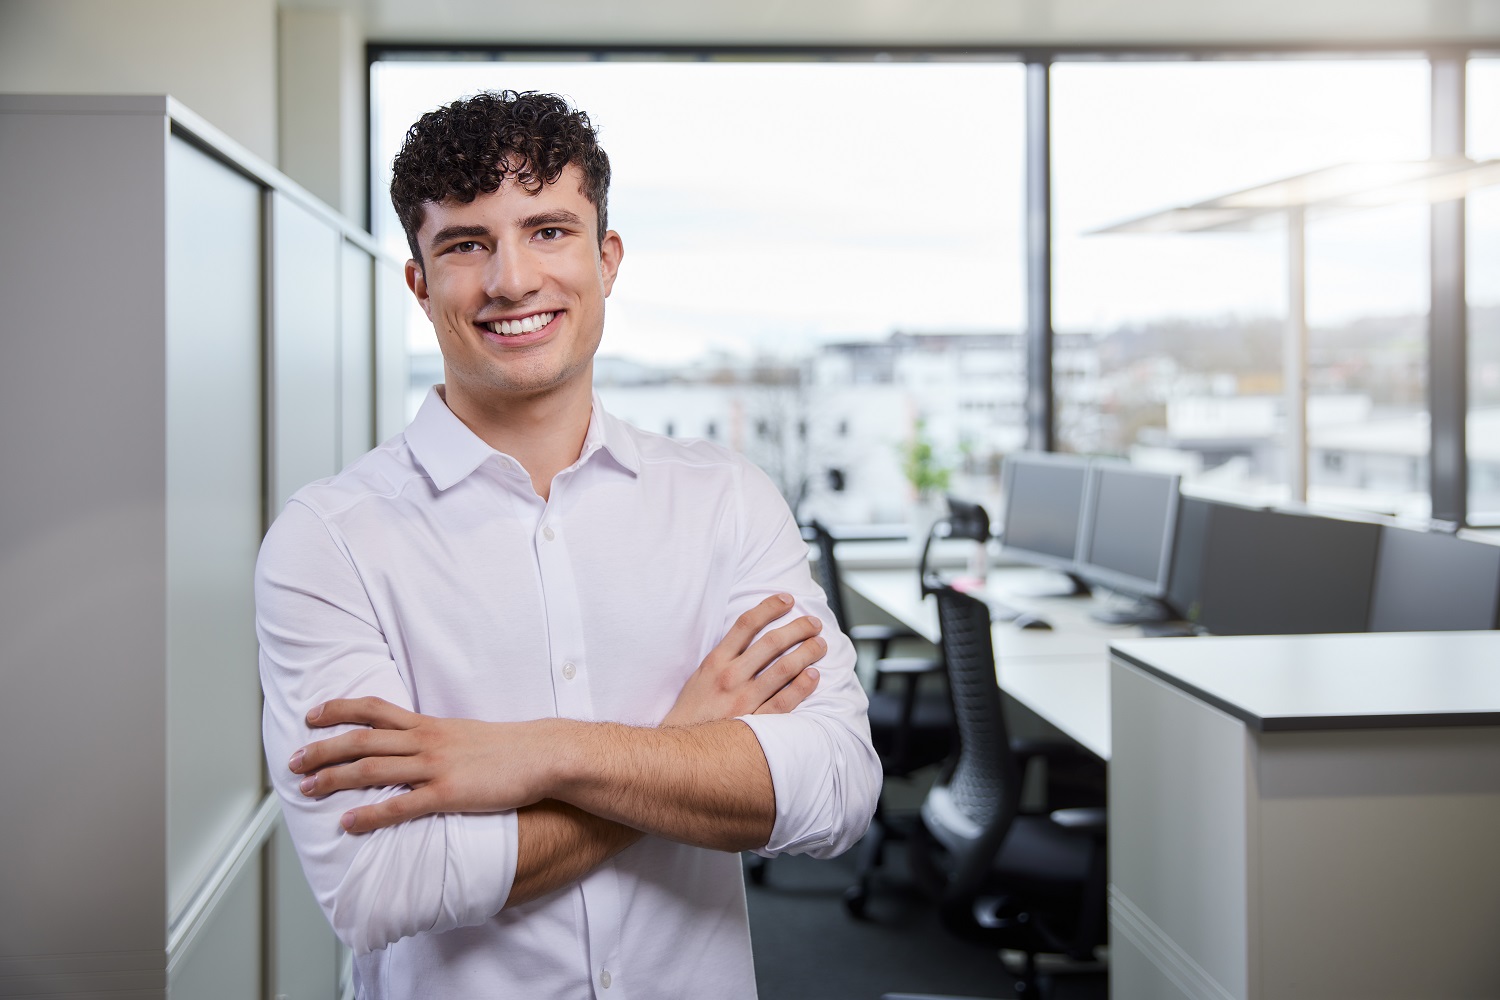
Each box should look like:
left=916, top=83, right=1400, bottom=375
left=842, top=566, right=1138, bottom=759
left=1113, top=631, right=1500, bottom=732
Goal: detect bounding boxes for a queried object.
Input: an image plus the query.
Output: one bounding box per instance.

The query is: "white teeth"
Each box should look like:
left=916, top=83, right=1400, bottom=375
left=489, top=311, right=555, bottom=336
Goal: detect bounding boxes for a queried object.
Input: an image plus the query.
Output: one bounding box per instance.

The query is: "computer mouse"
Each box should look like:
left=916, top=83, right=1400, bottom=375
left=1014, top=614, right=1053, bottom=631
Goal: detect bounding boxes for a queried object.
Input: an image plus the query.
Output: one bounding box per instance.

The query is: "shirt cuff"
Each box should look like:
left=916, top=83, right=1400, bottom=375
left=737, top=713, right=842, bottom=856
left=445, top=809, right=519, bottom=922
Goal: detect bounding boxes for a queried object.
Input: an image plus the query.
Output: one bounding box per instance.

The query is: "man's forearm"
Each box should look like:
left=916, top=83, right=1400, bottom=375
left=508, top=801, right=643, bottom=908
left=543, top=717, right=776, bottom=852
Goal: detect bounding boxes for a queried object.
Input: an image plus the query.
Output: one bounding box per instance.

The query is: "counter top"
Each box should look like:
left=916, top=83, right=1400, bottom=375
left=1111, top=631, right=1500, bottom=732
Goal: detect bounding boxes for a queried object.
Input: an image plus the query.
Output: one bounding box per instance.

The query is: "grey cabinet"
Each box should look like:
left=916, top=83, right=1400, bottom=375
left=0, top=94, right=405, bottom=1000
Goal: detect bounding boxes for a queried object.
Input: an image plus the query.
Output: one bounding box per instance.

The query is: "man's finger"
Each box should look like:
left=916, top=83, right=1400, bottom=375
left=299, top=755, right=432, bottom=797
left=715, top=594, right=795, bottom=659
left=291, top=727, right=417, bottom=773
left=754, top=667, right=820, bottom=716
left=748, top=635, right=825, bottom=701
left=743, top=615, right=822, bottom=671
left=340, top=785, right=444, bottom=834
left=307, top=696, right=422, bottom=731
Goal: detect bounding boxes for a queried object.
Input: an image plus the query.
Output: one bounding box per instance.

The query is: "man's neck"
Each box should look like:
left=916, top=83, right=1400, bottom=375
left=439, top=379, right=594, bottom=501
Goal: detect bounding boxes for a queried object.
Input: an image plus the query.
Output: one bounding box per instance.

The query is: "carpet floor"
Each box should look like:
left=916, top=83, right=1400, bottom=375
left=744, top=842, right=1107, bottom=1000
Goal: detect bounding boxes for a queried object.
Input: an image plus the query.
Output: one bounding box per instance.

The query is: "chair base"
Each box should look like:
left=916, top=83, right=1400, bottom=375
left=844, top=806, right=924, bottom=920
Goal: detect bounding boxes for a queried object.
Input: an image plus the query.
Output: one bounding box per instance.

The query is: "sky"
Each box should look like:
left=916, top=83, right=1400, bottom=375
left=372, top=56, right=1496, bottom=364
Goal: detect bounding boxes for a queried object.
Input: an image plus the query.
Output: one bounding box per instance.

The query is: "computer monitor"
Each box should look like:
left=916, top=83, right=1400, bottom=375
left=999, top=453, right=1090, bottom=574
left=1194, top=505, right=1381, bottom=636
left=1367, top=526, right=1500, bottom=631
left=1077, top=463, right=1181, bottom=602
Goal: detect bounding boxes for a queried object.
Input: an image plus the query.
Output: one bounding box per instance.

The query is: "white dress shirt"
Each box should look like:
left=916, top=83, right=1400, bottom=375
left=257, top=387, right=881, bottom=1000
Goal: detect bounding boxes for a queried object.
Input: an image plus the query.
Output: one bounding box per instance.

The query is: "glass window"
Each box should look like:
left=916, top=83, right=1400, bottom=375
left=1052, top=59, right=1431, bottom=517
left=1467, top=57, right=1500, bottom=522
left=371, top=57, right=1026, bottom=525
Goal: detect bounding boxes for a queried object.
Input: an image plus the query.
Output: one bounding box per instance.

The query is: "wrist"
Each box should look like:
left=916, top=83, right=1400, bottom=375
left=530, top=717, right=593, bottom=803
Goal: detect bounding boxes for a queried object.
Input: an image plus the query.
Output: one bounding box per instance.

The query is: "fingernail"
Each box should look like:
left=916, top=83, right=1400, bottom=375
left=341, top=811, right=356, bottom=831
left=808, top=617, right=821, bottom=629
left=307, top=703, right=324, bottom=723
left=288, top=749, right=305, bottom=771
left=777, top=593, right=793, bottom=606
left=806, top=667, right=820, bottom=681
left=299, top=776, right=317, bottom=795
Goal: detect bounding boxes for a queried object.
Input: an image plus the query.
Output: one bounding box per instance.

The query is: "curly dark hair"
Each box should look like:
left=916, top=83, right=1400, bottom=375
left=390, top=90, right=611, bottom=265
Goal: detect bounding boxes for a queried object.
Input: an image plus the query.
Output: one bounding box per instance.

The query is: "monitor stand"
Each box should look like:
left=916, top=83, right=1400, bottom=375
left=1006, top=571, right=1092, bottom=601
left=1090, top=595, right=1175, bottom=626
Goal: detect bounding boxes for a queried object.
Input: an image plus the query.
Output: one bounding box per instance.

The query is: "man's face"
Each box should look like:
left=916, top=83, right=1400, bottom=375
left=406, top=163, right=623, bottom=407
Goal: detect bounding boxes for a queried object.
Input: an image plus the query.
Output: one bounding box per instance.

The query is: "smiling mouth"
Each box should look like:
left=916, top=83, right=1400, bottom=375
left=485, top=311, right=556, bottom=337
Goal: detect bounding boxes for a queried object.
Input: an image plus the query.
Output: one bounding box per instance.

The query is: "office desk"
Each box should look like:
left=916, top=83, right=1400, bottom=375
left=841, top=567, right=1135, bottom=760
left=1109, top=632, right=1500, bottom=1000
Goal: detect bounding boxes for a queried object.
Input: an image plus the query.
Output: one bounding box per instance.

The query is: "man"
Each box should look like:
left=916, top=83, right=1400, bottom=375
left=257, top=90, right=881, bottom=999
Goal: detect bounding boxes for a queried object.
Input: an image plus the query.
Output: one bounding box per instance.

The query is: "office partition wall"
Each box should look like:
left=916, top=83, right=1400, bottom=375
left=0, top=95, right=406, bottom=1000
left=1194, top=505, right=1381, bottom=635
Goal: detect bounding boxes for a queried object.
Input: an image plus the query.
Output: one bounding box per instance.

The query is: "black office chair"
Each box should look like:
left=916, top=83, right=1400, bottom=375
left=784, top=520, right=956, bottom=914
left=903, top=584, right=1107, bottom=997
left=808, top=520, right=930, bottom=665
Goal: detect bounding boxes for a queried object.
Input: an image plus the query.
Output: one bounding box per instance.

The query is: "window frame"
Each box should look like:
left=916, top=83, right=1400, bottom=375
left=367, top=42, right=1489, bottom=525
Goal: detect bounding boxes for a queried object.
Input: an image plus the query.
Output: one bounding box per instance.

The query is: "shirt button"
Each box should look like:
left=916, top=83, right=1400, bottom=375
left=561, top=661, right=576, bottom=681
left=542, top=525, right=555, bottom=541
left=600, top=969, right=612, bottom=989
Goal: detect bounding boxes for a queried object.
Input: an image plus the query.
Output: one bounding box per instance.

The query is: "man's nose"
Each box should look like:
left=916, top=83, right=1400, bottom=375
left=483, top=241, right=542, bottom=302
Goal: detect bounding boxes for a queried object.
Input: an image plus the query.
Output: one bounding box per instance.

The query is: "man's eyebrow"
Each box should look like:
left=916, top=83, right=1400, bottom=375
left=427, top=224, right=492, bottom=248
left=518, top=209, right=585, bottom=230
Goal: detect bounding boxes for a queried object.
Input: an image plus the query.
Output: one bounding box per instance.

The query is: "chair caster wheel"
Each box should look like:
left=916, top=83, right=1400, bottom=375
left=746, top=858, right=767, bottom=886
left=842, top=884, right=868, bottom=919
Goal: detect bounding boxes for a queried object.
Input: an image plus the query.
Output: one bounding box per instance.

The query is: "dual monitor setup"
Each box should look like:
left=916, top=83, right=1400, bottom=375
left=997, top=454, right=1181, bottom=627
left=989, top=452, right=1500, bottom=636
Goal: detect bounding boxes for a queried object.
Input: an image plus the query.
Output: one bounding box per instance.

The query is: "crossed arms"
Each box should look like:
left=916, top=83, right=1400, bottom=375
left=285, top=595, right=826, bottom=908
left=257, top=498, right=881, bottom=953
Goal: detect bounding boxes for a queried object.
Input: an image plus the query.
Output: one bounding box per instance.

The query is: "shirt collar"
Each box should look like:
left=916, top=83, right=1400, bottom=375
left=584, top=394, right=642, bottom=478
left=405, top=386, right=640, bottom=492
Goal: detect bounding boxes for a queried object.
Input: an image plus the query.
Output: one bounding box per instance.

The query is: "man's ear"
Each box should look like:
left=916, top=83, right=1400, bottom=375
left=405, top=259, right=433, bottom=320
left=598, top=230, right=624, bottom=297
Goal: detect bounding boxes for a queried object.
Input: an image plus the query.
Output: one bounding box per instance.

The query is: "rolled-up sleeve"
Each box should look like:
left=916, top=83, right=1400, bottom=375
left=257, top=499, right=517, bottom=954
left=727, top=465, right=883, bottom=859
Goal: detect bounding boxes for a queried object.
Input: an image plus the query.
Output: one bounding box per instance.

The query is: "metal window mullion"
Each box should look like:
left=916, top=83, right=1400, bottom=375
left=1430, top=53, right=1467, bottom=523
left=1025, top=58, right=1055, bottom=453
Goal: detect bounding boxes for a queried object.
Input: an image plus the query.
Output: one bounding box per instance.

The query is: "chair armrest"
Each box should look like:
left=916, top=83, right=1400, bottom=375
left=849, top=623, right=919, bottom=644
left=874, top=656, right=943, bottom=675
left=1049, top=807, right=1106, bottom=835
left=1009, top=737, right=1086, bottom=762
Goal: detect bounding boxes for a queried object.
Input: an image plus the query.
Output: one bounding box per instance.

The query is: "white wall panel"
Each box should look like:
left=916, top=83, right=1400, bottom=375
left=0, top=0, right=278, bottom=161
left=376, top=258, right=411, bottom=441
left=165, top=135, right=267, bottom=918
left=271, top=192, right=341, bottom=510
left=169, top=851, right=263, bottom=1000
left=269, top=818, right=342, bottom=1000
left=339, top=242, right=375, bottom=467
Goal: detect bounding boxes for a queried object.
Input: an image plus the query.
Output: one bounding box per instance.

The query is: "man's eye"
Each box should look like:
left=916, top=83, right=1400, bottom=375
left=536, top=228, right=563, bottom=241
left=454, top=241, right=482, bottom=253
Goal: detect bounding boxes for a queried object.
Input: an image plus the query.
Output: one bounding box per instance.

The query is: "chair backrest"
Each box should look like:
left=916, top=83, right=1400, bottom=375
left=931, top=584, right=1022, bottom=840
left=806, top=520, right=850, bottom=628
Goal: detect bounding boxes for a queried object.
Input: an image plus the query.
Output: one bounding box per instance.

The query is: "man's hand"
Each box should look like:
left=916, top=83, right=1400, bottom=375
left=289, top=699, right=555, bottom=833
left=664, top=592, right=825, bottom=727
left=289, top=592, right=827, bottom=834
